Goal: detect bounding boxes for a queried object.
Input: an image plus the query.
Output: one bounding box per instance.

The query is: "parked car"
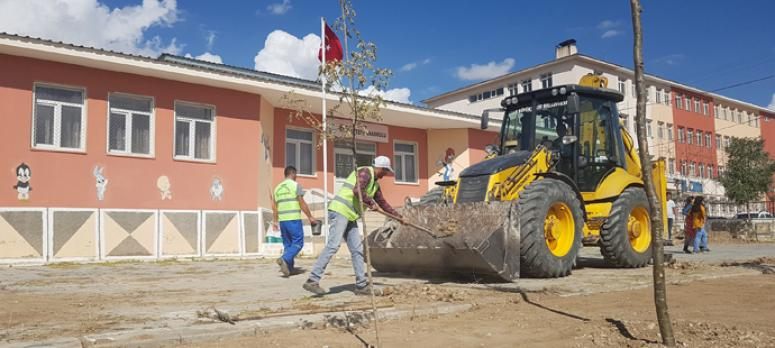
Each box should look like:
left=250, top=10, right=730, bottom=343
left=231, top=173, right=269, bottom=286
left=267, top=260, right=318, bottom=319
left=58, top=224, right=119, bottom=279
left=735, top=212, right=774, bottom=220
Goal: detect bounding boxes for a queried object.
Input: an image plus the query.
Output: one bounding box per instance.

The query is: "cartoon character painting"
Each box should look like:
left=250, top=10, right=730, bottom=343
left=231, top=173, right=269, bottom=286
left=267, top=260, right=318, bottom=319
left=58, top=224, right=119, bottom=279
left=436, top=148, right=456, bottom=181
left=157, top=175, right=172, bottom=200
left=93, top=166, right=108, bottom=201
left=13, top=163, right=32, bottom=200
left=210, top=177, right=224, bottom=201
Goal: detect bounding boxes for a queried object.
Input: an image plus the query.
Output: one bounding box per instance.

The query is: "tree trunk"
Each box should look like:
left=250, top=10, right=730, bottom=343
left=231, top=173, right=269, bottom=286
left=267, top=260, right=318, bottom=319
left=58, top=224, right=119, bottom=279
left=629, top=0, right=676, bottom=346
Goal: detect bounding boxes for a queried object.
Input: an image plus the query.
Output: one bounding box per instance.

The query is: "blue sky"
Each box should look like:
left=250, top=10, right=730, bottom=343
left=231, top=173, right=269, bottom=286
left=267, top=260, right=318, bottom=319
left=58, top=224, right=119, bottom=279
left=3, top=0, right=774, bottom=108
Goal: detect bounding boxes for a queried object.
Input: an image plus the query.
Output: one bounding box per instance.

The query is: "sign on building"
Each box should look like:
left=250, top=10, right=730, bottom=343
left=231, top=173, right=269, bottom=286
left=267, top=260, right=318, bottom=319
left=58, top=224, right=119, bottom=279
left=329, top=118, right=389, bottom=143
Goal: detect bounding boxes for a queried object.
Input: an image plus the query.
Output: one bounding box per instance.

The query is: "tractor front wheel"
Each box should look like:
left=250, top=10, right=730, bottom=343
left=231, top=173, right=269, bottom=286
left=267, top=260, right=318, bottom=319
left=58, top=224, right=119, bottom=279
left=599, top=187, right=653, bottom=267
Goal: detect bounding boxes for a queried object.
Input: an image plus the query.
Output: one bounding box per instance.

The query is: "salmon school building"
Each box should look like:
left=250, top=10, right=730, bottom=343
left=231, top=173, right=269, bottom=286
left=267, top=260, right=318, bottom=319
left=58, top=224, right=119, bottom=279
left=0, top=34, right=498, bottom=264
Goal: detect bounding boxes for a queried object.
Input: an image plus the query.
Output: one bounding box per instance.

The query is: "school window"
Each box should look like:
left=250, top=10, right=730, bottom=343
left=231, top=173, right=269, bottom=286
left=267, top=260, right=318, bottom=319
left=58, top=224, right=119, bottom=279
left=32, top=84, right=86, bottom=151
left=715, top=134, right=721, bottom=150
left=667, top=123, right=674, bottom=140
left=663, top=90, right=670, bottom=105
left=334, top=141, right=376, bottom=179
left=540, top=73, right=553, bottom=89
left=675, top=94, right=683, bottom=109
left=285, top=128, right=314, bottom=175
left=687, top=129, right=693, bottom=144
left=735, top=110, right=741, bottom=123
left=657, top=121, right=664, bottom=139
left=724, top=136, right=730, bottom=149
left=684, top=96, right=691, bottom=111
left=521, top=79, right=532, bottom=93
left=655, top=89, right=662, bottom=104
left=508, top=83, right=518, bottom=96
left=678, top=127, right=685, bottom=143
left=707, top=164, right=713, bottom=179
left=469, top=87, right=504, bottom=103
left=689, top=162, right=696, bottom=176
left=714, top=105, right=720, bottom=118
left=618, top=80, right=626, bottom=94
left=702, top=101, right=709, bottom=115
left=699, top=163, right=705, bottom=178
left=705, top=132, right=711, bottom=148
left=696, top=131, right=702, bottom=145
left=668, top=158, right=675, bottom=175
left=108, top=94, right=153, bottom=156
left=754, top=114, right=760, bottom=127
left=681, top=161, right=687, bottom=176
left=694, top=99, right=700, bottom=113
left=174, top=102, right=215, bottom=161
left=393, top=142, right=418, bottom=183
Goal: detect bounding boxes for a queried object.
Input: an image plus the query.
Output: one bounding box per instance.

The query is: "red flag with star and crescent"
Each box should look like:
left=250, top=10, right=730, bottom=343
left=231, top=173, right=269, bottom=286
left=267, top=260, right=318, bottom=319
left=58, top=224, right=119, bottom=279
left=318, top=23, right=343, bottom=62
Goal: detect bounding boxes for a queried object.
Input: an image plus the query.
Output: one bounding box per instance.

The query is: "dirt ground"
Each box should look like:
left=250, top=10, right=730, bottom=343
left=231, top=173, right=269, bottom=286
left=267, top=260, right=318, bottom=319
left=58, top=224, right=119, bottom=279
left=189, top=274, right=775, bottom=348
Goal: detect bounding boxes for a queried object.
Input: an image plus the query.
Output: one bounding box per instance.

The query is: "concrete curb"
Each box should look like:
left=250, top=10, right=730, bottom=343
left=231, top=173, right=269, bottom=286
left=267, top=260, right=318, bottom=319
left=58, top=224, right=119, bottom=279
left=4, top=303, right=473, bottom=348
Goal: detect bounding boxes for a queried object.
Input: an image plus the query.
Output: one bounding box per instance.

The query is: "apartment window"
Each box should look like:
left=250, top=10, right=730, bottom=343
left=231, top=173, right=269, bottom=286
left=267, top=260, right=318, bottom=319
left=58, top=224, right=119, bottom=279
left=687, top=129, right=693, bottom=144
left=174, top=102, right=215, bottom=161
left=714, top=105, right=720, bottom=118
left=754, top=114, right=760, bottom=127
left=618, top=80, right=626, bottom=94
left=681, top=161, right=687, bottom=176
left=724, top=136, right=730, bottom=149
left=690, top=162, right=696, bottom=176
left=540, top=73, right=553, bottom=89
left=646, top=119, right=653, bottom=138
left=285, top=128, right=314, bottom=175
left=469, top=88, right=504, bottom=103
left=656, top=89, right=663, bottom=104
left=696, top=131, right=702, bottom=145
left=32, top=84, right=86, bottom=151
left=715, top=134, right=721, bottom=150
left=394, top=142, right=418, bottom=183
left=675, top=94, right=683, bottom=109
left=735, top=110, right=741, bottom=123
left=699, top=163, right=705, bottom=178
left=707, top=164, right=713, bottom=179
left=508, top=83, right=518, bottom=96
left=694, top=99, right=700, bottom=113
left=335, top=141, right=376, bottom=179
left=668, top=158, right=675, bottom=175
left=678, top=127, right=685, bottom=143
left=108, top=94, right=153, bottom=156
left=667, top=123, right=674, bottom=140
left=684, top=96, right=691, bottom=111
left=704, top=132, right=711, bottom=148
left=657, top=121, right=664, bottom=139
left=702, top=101, right=708, bottom=115
left=468, top=95, right=477, bottom=103
left=663, top=90, right=670, bottom=105
left=521, top=79, right=532, bottom=93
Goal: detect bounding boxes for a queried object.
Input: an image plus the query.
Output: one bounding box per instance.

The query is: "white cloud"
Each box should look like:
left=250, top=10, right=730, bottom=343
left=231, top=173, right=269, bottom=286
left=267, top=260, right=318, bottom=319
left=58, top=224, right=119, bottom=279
left=768, top=93, right=775, bottom=110
left=186, top=52, right=223, bottom=64
left=400, top=58, right=431, bottom=72
left=205, top=31, right=216, bottom=51
left=455, top=58, right=515, bottom=81
left=653, top=54, right=686, bottom=66
left=253, top=30, right=321, bottom=80
left=360, top=85, right=412, bottom=104
left=0, top=0, right=181, bottom=56
left=601, top=30, right=622, bottom=39
left=267, top=0, right=292, bottom=15
left=597, top=20, right=620, bottom=30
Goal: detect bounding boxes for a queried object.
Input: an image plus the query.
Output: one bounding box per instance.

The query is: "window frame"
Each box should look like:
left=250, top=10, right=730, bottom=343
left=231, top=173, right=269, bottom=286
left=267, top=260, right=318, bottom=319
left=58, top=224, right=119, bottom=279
left=521, top=79, right=533, bottom=93
left=172, top=100, right=217, bottom=163
left=687, top=129, right=693, bottom=145
left=540, top=72, right=553, bottom=89
left=106, top=92, right=155, bottom=158
left=667, top=123, right=674, bottom=140
left=333, top=140, right=377, bottom=180
left=285, top=126, right=316, bottom=177
left=31, top=82, right=88, bottom=153
left=393, top=140, right=420, bottom=184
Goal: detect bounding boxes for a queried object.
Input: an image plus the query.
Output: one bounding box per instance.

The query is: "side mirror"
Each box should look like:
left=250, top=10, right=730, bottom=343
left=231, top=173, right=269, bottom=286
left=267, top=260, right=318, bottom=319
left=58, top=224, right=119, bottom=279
left=567, top=93, right=580, bottom=114
left=562, top=135, right=578, bottom=145
left=480, top=110, right=490, bottom=130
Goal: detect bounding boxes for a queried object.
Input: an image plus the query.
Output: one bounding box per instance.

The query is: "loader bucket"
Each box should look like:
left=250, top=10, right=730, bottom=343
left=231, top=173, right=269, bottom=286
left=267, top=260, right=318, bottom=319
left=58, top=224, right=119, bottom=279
left=367, top=202, right=520, bottom=282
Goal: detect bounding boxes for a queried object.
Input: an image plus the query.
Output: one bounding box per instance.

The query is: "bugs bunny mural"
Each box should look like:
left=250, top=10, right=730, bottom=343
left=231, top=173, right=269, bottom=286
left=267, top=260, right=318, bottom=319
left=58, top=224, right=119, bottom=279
left=94, top=166, right=108, bottom=201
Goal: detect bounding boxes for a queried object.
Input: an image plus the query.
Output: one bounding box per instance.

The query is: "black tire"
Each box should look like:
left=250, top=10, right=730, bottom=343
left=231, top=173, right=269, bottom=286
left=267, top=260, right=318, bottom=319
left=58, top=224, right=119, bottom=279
left=518, top=179, right=584, bottom=278
left=599, top=187, right=652, bottom=267
left=418, top=186, right=445, bottom=206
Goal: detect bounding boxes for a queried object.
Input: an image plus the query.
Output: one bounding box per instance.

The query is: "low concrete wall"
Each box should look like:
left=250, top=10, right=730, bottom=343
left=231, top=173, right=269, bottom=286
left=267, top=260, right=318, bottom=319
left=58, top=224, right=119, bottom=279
left=707, top=219, right=775, bottom=241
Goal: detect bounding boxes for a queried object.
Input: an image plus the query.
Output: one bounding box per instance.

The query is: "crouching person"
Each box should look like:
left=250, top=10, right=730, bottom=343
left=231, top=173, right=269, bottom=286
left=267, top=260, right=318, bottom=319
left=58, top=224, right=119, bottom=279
left=303, top=156, right=401, bottom=296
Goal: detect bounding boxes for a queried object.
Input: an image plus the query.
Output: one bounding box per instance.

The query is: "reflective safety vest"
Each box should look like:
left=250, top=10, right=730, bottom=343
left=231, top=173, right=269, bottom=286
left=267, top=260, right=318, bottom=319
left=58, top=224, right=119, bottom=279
left=274, top=179, right=301, bottom=222
left=329, top=166, right=379, bottom=221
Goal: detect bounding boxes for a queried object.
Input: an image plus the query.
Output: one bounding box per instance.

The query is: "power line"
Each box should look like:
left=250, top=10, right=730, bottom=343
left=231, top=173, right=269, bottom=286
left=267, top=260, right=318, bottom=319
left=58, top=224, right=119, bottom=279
left=709, top=75, right=775, bottom=93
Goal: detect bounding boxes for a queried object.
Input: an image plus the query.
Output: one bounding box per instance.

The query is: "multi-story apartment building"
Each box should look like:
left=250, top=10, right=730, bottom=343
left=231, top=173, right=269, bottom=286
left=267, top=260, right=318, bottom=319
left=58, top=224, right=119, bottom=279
left=424, top=40, right=773, bottom=215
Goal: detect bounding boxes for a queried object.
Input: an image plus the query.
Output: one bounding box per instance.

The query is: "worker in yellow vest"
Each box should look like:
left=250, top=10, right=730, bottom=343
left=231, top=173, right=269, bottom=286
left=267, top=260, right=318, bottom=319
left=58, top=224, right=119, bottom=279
left=272, top=166, right=318, bottom=277
left=303, top=156, right=401, bottom=296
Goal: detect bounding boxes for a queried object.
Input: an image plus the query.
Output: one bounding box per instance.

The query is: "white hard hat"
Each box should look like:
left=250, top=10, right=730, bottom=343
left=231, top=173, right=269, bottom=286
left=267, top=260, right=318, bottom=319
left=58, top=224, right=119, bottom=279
left=372, top=156, right=394, bottom=173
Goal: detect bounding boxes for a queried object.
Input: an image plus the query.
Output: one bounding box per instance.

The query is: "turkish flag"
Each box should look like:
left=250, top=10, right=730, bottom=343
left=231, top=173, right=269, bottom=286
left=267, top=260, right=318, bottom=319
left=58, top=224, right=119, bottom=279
left=318, top=23, right=343, bottom=63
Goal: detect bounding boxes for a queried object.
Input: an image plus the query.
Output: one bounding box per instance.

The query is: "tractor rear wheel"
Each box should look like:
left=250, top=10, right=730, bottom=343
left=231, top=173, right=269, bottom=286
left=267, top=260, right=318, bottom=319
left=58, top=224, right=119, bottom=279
left=519, top=178, right=584, bottom=278
left=599, top=187, right=652, bottom=267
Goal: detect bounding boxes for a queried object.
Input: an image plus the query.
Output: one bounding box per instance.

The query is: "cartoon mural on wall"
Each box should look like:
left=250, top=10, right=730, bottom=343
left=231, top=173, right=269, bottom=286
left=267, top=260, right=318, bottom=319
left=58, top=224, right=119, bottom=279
left=261, top=133, right=271, bottom=161
left=13, top=163, right=32, bottom=200
left=93, top=166, right=108, bottom=201
left=436, top=148, right=456, bottom=181
left=157, top=176, right=172, bottom=200
left=210, top=177, right=224, bottom=201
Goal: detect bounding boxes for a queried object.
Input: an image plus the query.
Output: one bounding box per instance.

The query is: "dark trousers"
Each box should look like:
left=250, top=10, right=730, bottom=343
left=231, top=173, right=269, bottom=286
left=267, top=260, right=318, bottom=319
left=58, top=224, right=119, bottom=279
left=667, top=218, right=674, bottom=240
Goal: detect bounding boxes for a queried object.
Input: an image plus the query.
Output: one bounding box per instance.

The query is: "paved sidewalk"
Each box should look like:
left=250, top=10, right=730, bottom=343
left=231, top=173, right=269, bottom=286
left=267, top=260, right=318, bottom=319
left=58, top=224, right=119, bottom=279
left=1, top=243, right=773, bottom=346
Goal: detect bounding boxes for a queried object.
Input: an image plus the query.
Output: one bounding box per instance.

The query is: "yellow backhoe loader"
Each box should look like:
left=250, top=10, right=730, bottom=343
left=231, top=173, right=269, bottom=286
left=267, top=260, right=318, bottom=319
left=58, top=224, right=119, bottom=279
left=368, top=74, right=667, bottom=280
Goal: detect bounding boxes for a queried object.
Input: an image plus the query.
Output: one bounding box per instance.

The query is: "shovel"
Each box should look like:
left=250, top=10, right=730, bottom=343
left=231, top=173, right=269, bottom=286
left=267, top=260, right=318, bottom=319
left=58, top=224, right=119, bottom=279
left=372, top=208, right=439, bottom=239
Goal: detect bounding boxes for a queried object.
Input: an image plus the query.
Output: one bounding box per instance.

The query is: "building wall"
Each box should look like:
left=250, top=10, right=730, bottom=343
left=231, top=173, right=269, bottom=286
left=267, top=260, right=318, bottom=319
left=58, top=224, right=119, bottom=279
left=271, top=108, right=429, bottom=206
left=0, top=54, right=262, bottom=210
left=670, top=88, right=717, bottom=188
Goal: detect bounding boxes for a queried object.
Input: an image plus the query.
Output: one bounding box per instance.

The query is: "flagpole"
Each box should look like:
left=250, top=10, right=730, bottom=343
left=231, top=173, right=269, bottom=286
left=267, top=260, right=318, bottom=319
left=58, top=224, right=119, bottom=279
left=321, top=17, right=329, bottom=238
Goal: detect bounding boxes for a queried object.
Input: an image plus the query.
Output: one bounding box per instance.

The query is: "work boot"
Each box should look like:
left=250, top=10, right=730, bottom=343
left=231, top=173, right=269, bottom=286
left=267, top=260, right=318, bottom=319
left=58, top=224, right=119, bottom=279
left=303, top=281, right=327, bottom=295
left=701, top=248, right=711, bottom=253
left=277, top=258, right=290, bottom=277
left=683, top=248, right=691, bottom=254
left=353, top=285, right=384, bottom=296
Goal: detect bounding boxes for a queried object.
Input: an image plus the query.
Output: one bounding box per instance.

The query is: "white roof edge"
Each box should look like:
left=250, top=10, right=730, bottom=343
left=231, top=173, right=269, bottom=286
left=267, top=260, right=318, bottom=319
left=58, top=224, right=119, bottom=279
left=0, top=34, right=489, bottom=127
